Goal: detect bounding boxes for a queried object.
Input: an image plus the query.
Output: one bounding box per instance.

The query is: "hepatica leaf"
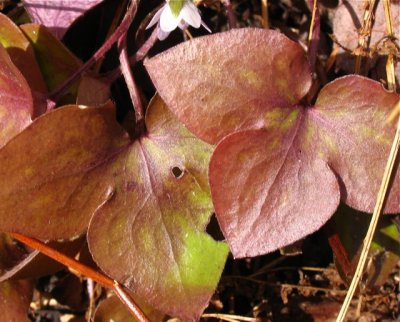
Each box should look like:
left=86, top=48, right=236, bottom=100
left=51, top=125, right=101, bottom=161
left=23, top=0, right=104, bottom=39
left=0, top=280, right=33, bottom=321
left=88, top=95, right=228, bottom=321
left=0, top=104, right=128, bottom=239
left=20, top=24, right=82, bottom=103
left=145, top=28, right=400, bottom=258
left=0, top=94, right=227, bottom=320
left=145, top=28, right=312, bottom=145
left=0, top=13, right=47, bottom=94
left=0, top=43, right=32, bottom=148
left=94, top=295, right=164, bottom=322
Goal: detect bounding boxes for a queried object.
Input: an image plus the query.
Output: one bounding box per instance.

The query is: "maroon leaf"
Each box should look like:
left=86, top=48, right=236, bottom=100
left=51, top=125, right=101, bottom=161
left=145, top=29, right=400, bottom=258
left=332, top=0, right=400, bottom=82
left=145, top=28, right=312, bottom=145
left=0, top=43, right=32, bottom=148
left=210, top=129, right=340, bottom=257
left=0, top=95, right=228, bottom=320
left=0, top=103, right=128, bottom=239
left=211, top=76, right=399, bottom=258
left=0, top=279, right=33, bottom=321
left=0, top=13, right=47, bottom=95
left=23, top=0, right=104, bottom=39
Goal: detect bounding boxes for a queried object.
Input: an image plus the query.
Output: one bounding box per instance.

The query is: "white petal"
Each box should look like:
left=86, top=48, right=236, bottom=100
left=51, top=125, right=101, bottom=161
left=146, top=5, right=165, bottom=30
left=160, top=3, right=180, bottom=32
left=180, top=1, right=201, bottom=28
left=157, top=28, right=171, bottom=40
left=201, top=21, right=212, bottom=33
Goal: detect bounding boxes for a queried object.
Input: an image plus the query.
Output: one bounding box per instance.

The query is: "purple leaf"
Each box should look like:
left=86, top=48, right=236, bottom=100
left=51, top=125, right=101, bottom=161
left=23, top=0, right=104, bottom=39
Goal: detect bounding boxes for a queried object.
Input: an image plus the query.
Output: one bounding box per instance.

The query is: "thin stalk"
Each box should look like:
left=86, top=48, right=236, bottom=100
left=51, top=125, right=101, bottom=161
left=11, top=232, right=150, bottom=322
left=261, top=0, right=268, bottom=28
left=335, top=104, right=400, bottom=322
left=202, top=313, right=260, bottom=322
left=383, top=0, right=396, bottom=91
left=93, top=0, right=128, bottom=74
left=221, top=0, right=237, bottom=28
left=355, top=0, right=375, bottom=74
left=307, top=0, right=320, bottom=73
left=104, top=28, right=159, bottom=85
left=49, top=0, right=139, bottom=103
left=118, top=34, right=144, bottom=122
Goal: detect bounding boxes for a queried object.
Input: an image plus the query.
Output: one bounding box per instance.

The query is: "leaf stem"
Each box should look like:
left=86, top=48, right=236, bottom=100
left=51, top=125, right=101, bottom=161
left=221, top=0, right=237, bottom=28
left=103, top=28, right=159, bottom=85
left=118, top=34, right=144, bottom=122
left=49, top=0, right=139, bottom=103
left=335, top=102, right=400, bottom=322
left=10, top=232, right=150, bottom=322
left=307, top=0, right=320, bottom=73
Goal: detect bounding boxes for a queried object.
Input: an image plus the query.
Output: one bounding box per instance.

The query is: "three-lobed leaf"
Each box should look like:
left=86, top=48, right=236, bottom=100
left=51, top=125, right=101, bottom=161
left=145, top=28, right=400, bottom=258
left=88, top=95, right=228, bottom=321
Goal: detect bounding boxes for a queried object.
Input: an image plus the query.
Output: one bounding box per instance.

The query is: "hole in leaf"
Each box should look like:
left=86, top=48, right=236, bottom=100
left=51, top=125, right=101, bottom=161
left=206, top=214, right=225, bottom=242
left=171, top=166, right=184, bottom=179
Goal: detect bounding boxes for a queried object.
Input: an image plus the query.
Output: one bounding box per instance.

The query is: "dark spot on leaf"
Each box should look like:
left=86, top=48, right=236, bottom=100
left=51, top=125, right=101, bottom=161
left=171, top=166, right=184, bottom=179
left=125, top=181, right=137, bottom=191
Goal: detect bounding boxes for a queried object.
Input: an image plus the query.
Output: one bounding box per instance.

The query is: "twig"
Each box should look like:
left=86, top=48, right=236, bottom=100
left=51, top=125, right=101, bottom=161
left=86, top=278, right=95, bottom=322
left=308, top=0, right=320, bottom=72
left=202, top=313, right=260, bottom=322
left=225, top=275, right=347, bottom=295
left=383, top=0, right=396, bottom=91
left=355, top=0, right=375, bottom=74
left=49, top=0, right=139, bottom=103
left=10, top=232, right=150, bottom=322
left=335, top=103, right=400, bottom=322
left=117, top=34, right=144, bottom=122
left=261, top=0, right=268, bottom=29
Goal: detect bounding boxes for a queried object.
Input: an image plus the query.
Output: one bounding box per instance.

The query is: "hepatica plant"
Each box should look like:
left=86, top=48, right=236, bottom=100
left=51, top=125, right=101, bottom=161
left=0, top=2, right=399, bottom=321
left=145, top=28, right=400, bottom=258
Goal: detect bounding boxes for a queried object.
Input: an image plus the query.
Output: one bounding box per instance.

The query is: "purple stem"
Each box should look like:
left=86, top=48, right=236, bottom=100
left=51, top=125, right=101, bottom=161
left=49, top=0, right=139, bottom=104
left=222, top=0, right=237, bottom=28
left=308, top=0, right=320, bottom=73
left=104, top=28, right=159, bottom=85
left=118, top=34, right=144, bottom=122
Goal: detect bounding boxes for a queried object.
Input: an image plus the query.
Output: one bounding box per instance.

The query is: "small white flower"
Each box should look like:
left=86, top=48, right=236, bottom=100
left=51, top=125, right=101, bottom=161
left=147, top=0, right=211, bottom=40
